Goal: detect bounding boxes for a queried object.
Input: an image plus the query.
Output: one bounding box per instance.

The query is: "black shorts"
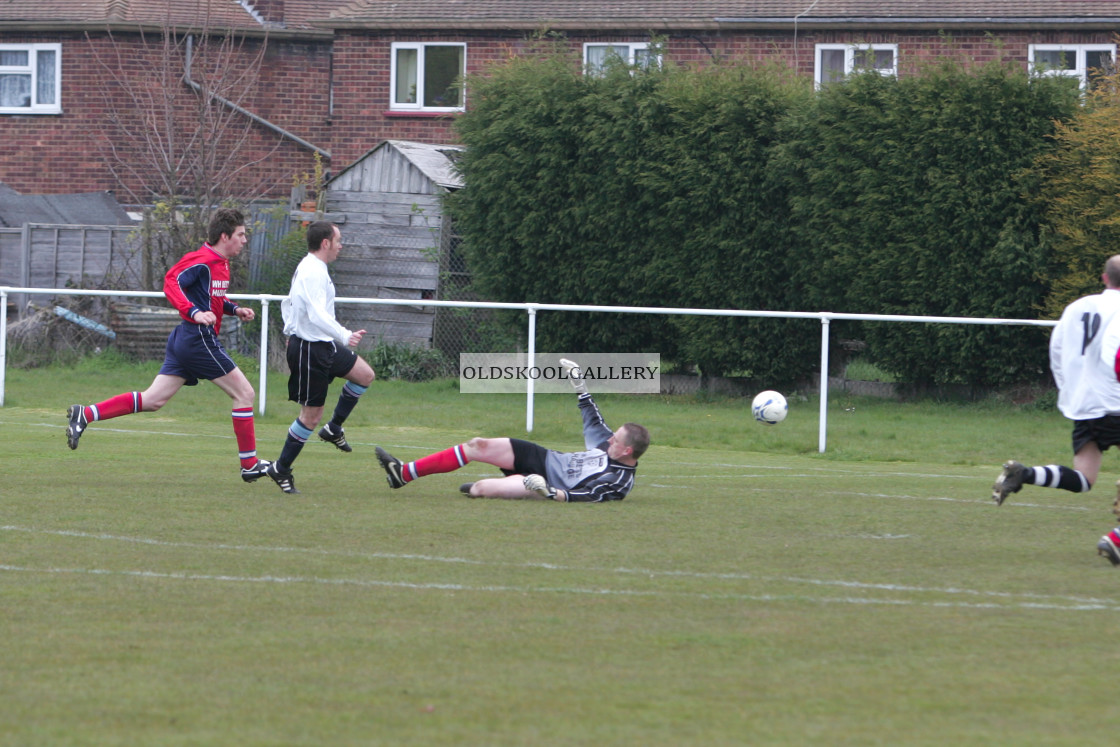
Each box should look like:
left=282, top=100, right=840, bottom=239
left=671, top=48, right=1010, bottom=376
left=286, top=337, right=358, bottom=407
left=501, top=438, right=548, bottom=476
left=1071, top=415, right=1120, bottom=455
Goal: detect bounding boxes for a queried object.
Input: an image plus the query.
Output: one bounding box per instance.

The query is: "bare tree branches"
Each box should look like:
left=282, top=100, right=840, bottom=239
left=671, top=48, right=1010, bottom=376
left=89, top=13, right=283, bottom=285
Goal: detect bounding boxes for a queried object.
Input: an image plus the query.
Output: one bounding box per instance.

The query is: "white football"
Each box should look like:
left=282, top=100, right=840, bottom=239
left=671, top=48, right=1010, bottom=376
left=752, top=390, right=788, bottom=425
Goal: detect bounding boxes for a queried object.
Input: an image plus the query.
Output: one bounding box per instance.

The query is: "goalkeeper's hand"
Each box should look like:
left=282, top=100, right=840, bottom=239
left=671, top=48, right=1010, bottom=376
left=559, top=358, right=588, bottom=394
left=523, top=474, right=560, bottom=501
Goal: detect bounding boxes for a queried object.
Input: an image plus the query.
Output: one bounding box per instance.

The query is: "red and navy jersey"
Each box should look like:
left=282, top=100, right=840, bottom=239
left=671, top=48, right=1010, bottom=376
left=163, top=243, right=239, bottom=333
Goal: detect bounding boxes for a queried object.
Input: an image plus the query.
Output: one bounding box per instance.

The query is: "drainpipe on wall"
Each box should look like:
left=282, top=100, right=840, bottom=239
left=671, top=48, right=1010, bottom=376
left=793, top=0, right=823, bottom=74
left=184, top=34, right=330, bottom=159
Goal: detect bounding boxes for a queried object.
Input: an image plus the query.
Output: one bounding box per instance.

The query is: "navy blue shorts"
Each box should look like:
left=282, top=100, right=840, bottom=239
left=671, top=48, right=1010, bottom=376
left=159, top=322, right=238, bottom=386
left=1072, top=415, right=1120, bottom=455
left=286, top=337, right=358, bottom=407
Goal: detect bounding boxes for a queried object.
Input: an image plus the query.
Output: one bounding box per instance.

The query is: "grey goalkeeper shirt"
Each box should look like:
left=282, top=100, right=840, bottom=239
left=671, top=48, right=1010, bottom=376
left=543, top=394, right=637, bottom=503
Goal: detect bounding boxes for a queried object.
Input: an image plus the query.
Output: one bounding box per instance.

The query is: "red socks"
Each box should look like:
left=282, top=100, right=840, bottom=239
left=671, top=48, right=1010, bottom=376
left=232, top=407, right=259, bottom=469
left=404, top=444, right=469, bottom=482
left=87, top=392, right=142, bottom=422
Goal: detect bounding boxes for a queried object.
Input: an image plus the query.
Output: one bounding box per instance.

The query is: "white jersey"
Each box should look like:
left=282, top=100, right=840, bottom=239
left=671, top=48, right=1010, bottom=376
left=1050, top=288, right=1120, bottom=420
left=281, top=252, right=352, bottom=346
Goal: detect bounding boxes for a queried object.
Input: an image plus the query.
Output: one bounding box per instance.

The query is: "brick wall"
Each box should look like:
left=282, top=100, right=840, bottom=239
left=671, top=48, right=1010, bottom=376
left=3, top=26, right=1115, bottom=199
left=327, top=27, right=1118, bottom=168
left=0, top=31, right=331, bottom=200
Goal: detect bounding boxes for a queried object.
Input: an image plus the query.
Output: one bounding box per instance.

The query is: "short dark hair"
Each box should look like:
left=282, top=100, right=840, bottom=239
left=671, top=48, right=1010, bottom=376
left=207, top=208, right=245, bottom=246
left=307, top=221, right=337, bottom=252
left=1106, top=255, right=1120, bottom=288
left=621, top=422, right=650, bottom=459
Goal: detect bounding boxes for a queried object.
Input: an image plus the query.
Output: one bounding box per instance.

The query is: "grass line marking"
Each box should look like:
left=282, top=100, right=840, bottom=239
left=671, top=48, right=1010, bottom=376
left=2, top=563, right=1116, bottom=612
left=3, top=524, right=1110, bottom=608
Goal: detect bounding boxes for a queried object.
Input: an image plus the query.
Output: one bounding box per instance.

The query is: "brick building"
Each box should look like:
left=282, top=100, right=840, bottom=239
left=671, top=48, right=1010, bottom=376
left=2, top=1, right=1118, bottom=200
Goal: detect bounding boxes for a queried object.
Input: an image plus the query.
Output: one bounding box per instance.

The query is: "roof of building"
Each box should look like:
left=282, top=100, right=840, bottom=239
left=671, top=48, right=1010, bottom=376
left=0, top=184, right=134, bottom=227
left=324, top=0, right=1120, bottom=30
left=4, top=1, right=1117, bottom=32
left=329, top=140, right=465, bottom=191
left=0, top=1, right=349, bottom=34
left=393, top=140, right=465, bottom=190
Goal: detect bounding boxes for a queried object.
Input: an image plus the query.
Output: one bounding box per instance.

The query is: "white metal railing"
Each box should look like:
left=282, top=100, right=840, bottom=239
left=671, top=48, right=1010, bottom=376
left=0, top=286, right=1058, bottom=452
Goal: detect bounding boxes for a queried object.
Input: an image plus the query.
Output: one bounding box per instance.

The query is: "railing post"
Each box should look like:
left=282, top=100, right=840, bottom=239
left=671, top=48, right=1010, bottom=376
left=258, top=299, right=270, bottom=415
left=526, top=304, right=537, bottom=433
left=0, top=290, right=7, bottom=407
left=819, top=314, right=830, bottom=453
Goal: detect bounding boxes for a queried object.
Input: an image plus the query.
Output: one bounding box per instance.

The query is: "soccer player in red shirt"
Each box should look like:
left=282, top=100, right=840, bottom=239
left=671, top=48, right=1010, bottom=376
left=65, top=208, right=270, bottom=484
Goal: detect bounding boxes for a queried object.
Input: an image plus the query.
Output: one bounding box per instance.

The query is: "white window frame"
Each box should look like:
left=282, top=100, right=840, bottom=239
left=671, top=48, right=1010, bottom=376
left=0, top=43, right=61, bottom=114
left=1029, top=44, right=1115, bottom=89
left=389, top=42, right=466, bottom=112
left=582, top=42, right=660, bottom=76
left=815, top=43, right=898, bottom=88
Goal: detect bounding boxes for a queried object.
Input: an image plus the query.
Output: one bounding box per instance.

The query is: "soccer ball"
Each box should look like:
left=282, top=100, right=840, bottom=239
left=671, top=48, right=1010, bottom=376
left=752, top=390, right=788, bottom=425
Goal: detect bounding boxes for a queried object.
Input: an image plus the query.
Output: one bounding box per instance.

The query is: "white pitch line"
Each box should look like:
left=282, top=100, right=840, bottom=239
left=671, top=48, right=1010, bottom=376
left=1, top=564, right=1116, bottom=611
left=645, top=484, right=1090, bottom=511
left=7, top=421, right=1011, bottom=479
left=3, top=524, right=1112, bottom=609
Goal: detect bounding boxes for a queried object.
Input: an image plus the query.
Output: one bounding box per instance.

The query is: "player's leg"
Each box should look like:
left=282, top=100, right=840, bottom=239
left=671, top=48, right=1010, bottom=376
left=210, top=366, right=270, bottom=481
left=465, top=474, right=554, bottom=500
left=267, top=338, right=334, bottom=494
left=461, top=437, right=516, bottom=469
left=319, top=352, right=375, bottom=452
left=376, top=436, right=516, bottom=489
left=992, top=424, right=1097, bottom=505
left=273, top=402, right=324, bottom=482
left=66, top=374, right=185, bottom=450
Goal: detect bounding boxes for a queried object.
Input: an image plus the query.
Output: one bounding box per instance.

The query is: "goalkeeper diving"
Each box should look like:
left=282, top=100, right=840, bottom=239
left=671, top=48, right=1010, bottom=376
left=375, top=359, right=649, bottom=502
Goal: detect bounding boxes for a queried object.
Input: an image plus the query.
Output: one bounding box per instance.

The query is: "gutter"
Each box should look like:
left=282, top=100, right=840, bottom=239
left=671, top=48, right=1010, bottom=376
left=715, top=16, right=1120, bottom=31
left=0, top=21, right=331, bottom=40
left=184, top=34, right=329, bottom=159
left=318, top=16, right=1120, bottom=32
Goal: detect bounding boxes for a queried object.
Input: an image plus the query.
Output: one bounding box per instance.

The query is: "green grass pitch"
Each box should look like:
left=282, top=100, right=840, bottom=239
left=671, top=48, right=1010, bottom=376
left=1, top=362, right=1118, bottom=745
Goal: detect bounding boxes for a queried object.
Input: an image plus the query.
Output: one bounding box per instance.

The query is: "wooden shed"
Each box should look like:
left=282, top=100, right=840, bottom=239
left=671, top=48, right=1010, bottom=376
left=323, top=140, right=465, bottom=349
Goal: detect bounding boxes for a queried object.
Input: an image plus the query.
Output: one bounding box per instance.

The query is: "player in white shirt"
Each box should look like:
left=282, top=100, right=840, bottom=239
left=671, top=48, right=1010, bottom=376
left=991, top=255, right=1120, bottom=565
left=265, top=221, right=376, bottom=494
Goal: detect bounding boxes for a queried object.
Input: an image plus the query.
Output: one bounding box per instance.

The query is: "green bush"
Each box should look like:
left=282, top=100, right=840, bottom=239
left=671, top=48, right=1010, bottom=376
left=778, top=60, right=1077, bottom=386
left=449, top=41, right=1080, bottom=388
left=368, top=341, right=449, bottom=382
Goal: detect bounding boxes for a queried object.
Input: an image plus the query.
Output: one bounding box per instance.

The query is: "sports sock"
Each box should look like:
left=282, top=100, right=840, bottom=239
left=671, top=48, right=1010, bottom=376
left=1026, top=465, right=1090, bottom=493
left=277, top=418, right=313, bottom=472
left=328, top=382, right=367, bottom=429
left=404, top=444, right=470, bottom=483
left=232, top=407, right=259, bottom=469
left=87, top=392, right=142, bottom=421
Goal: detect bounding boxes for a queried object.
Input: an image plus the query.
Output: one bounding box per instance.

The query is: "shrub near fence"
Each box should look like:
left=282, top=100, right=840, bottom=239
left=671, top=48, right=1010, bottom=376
left=449, top=49, right=1076, bottom=389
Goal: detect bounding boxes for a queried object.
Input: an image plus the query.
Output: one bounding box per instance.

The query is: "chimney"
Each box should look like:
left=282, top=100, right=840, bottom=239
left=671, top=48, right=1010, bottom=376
left=245, top=0, right=285, bottom=25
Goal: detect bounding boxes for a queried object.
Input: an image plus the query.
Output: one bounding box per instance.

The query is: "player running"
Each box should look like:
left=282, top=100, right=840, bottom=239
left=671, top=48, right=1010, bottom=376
left=374, top=359, right=649, bottom=501
left=991, top=254, right=1120, bottom=565
left=65, top=208, right=271, bottom=486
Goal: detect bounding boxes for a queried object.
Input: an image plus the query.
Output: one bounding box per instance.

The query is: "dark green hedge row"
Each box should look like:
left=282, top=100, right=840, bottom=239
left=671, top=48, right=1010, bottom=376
left=446, top=48, right=1080, bottom=388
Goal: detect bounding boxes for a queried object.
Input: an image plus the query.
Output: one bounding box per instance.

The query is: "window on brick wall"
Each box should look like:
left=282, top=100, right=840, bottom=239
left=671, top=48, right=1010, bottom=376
left=390, top=42, right=465, bottom=111
left=583, top=43, right=659, bottom=76
left=1029, top=44, right=1116, bottom=90
left=815, top=43, right=897, bottom=87
left=0, top=43, right=61, bottom=114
